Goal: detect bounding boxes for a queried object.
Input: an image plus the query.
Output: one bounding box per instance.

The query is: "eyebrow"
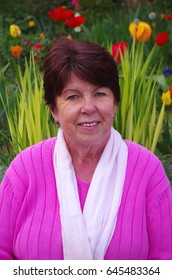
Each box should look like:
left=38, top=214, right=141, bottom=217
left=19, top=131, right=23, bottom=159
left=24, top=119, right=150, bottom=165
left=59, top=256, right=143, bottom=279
left=62, top=89, right=81, bottom=95
left=62, top=86, right=107, bottom=94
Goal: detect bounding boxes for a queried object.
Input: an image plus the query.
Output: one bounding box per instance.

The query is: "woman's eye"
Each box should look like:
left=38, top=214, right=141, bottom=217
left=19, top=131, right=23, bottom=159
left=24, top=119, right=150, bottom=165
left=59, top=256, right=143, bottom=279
left=96, top=91, right=106, bottom=97
left=67, top=95, right=79, bottom=100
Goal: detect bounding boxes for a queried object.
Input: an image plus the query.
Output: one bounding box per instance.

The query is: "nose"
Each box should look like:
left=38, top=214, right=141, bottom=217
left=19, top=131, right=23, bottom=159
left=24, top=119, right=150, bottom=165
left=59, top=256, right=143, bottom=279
left=80, top=96, right=96, bottom=115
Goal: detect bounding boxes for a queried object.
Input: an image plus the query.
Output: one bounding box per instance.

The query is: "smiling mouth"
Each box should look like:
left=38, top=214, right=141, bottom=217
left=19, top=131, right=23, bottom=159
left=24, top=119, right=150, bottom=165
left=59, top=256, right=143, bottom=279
left=79, top=121, right=99, bottom=127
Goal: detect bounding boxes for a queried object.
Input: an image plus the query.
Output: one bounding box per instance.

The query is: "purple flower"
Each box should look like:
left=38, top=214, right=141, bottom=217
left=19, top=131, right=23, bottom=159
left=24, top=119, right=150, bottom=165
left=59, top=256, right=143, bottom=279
left=163, top=67, right=172, bottom=77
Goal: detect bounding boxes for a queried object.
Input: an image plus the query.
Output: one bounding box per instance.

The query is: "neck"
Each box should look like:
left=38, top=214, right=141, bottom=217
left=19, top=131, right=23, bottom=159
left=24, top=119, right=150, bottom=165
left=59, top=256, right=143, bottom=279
left=66, top=143, right=106, bottom=183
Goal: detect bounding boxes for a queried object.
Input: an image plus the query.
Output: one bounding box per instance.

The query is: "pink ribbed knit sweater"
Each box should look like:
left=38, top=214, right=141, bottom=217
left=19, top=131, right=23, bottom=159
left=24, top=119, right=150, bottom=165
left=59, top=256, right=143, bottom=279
left=0, top=138, right=172, bottom=260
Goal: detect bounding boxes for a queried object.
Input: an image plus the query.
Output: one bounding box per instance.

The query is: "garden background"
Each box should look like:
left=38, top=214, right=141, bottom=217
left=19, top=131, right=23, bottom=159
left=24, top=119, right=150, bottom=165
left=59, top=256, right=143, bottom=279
left=0, top=0, right=172, bottom=184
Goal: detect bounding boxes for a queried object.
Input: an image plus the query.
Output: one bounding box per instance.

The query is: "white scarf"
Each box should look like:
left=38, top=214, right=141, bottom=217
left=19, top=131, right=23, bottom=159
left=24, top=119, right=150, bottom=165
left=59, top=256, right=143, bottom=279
left=53, top=127, right=128, bottom=260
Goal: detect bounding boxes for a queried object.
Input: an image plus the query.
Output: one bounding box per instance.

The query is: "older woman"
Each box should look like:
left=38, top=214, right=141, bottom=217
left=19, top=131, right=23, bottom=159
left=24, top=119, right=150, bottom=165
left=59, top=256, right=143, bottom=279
left=0, top=38, right=172, bottom=260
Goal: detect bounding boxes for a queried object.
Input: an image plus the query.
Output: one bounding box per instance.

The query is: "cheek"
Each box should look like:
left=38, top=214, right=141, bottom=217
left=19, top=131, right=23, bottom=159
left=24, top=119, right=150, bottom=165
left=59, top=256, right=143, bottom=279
left=101, top=104, right=116, bottom=119
left=52, top=102, right=73, bottom=121
left=59, top=106, right=79, bottom=125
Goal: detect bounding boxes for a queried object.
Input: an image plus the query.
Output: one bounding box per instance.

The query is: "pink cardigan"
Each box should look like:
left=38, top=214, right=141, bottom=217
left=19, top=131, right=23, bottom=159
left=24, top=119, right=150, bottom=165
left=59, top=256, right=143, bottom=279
left=0, top=137, right=172, bottom=260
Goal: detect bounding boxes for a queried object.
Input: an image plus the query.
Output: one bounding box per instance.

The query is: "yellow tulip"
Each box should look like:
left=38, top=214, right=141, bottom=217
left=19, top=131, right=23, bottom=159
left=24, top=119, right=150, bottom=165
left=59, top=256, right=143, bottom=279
left=129, top=21, right=152, bottom=42
left=10, top=24, right=21, bottom=38
left=29, top=20, right=35, bottom=27
left=161, top=90, right=172, bottom=106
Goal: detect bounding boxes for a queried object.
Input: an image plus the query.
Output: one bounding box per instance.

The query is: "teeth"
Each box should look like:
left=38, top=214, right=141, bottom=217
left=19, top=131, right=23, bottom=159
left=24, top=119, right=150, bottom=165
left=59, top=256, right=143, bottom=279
left=81, top=122, right=97, bottom=127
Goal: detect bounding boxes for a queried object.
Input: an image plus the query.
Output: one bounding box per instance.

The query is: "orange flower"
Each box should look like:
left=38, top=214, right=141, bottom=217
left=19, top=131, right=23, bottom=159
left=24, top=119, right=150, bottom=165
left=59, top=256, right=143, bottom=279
left=11, top=45, right=23, bottom=57
left=28, top=20, right=35, bottom=27
left=39, top=33, right=45, bottom=39
left=129, top=21, right=152, bottom=42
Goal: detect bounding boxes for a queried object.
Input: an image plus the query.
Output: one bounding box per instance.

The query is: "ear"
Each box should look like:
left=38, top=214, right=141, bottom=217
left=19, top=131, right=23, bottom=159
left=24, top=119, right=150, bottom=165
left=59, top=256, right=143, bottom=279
left=113, top=102, right=117, bottom=116
left=48, top=105, right=59, bottom=123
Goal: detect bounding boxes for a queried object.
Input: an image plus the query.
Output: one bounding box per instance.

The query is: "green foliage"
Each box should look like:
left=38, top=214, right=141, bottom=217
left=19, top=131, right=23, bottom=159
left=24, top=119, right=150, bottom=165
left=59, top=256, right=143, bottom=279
left=81, top=15, right=131, bottom=47
left=113, top=41, right=165, bottom=152
left=0, top=65, right=17, bottom=170
left=0, top=54, right=57, bottom=155
left=157, top=112, right=172, bottom=154
left=155, top=151, right=172, bottom=186
left=0, top=64, right=9, bottom=122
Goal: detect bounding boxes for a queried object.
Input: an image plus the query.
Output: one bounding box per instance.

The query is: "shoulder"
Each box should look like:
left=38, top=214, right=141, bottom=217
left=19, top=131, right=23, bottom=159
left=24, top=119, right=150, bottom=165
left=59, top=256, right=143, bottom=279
left=3, top=137, right=57, bottom=187
left=21, top=137, right=57, bottom=157
left=125, top=139, right=162, bottom=167
left=125, top=140, right=171, bottom=196
left=0, top=137, right=57, bottom=205
left=12, top=136, right=56, bottom=164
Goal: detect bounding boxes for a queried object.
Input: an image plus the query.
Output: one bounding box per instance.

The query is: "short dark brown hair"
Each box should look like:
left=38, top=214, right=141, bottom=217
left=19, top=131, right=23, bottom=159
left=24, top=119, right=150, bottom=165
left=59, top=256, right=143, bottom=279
left=43, top=37, right=120, bottom=109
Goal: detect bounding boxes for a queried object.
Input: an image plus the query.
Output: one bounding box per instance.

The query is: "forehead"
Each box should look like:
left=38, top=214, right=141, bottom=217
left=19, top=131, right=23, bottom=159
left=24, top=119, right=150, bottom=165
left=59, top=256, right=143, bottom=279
left=63, top=73, right=97, bottom=91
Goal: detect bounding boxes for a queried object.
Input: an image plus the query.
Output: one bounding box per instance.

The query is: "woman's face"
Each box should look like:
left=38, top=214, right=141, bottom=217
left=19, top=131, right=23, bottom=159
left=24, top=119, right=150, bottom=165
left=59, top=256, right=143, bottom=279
left=51, top=74, right=116, bottom=150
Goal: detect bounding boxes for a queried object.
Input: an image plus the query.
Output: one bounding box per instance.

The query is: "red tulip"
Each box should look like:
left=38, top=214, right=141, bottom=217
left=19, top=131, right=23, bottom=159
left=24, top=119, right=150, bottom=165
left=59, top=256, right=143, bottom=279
left=169, top=86, right=172, bottom=97
left=62, top=9, right=75, bottom=21
left=34, top=43, right=42, bottom=50
left=112, top=42, right=128, bottom=64
left=154, top=32, right=169, bottom=46
left=48, top=7, right=74, bottom=21
left=65, top=15, right=86, bottom=28
left=34, top=44, right=42, bottom=55
left=165, top=14, right=172, bottom=20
